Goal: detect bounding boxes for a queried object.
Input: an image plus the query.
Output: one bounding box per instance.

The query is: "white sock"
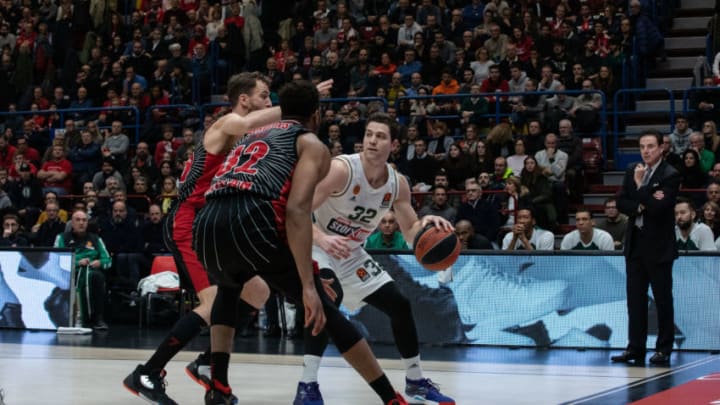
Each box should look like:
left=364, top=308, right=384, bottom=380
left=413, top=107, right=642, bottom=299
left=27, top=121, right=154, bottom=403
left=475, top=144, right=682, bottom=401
left=300, top=355, right=321, bottom=383
left=402, top=355, right=423, bottom=380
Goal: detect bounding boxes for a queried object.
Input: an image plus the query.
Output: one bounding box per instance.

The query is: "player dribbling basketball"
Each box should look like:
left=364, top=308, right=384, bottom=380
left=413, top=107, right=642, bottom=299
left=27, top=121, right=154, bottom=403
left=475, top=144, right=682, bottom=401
left=293, top=112, right=456, bottom=405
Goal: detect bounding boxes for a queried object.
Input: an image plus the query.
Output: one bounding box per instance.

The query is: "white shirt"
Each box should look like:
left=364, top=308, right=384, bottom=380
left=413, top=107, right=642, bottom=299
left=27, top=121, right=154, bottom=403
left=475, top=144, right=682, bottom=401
left=502, top=227, right=555, bottom=250
left=676, top=222, right=717, bottom=251
left=560, top=228, right=615, bottom=251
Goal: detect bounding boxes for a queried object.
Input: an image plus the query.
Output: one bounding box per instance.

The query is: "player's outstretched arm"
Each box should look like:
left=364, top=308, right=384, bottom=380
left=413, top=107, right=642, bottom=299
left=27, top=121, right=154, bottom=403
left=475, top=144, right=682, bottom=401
left=220, top=107, right=282, bottom=137
left=287, top=133, right=331, bottom=336
left=394, top=175, right=454, bottom=245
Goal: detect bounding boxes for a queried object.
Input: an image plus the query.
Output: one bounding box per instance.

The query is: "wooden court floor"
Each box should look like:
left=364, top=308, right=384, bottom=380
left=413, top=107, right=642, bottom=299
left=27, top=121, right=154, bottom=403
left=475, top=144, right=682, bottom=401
left=0, top=328, right=717, bottom=404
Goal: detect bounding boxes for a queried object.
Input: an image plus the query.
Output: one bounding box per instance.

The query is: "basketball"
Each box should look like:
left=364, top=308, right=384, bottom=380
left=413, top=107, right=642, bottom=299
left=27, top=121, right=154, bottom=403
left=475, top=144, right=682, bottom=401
left=413, top=225, right=461, bottom=271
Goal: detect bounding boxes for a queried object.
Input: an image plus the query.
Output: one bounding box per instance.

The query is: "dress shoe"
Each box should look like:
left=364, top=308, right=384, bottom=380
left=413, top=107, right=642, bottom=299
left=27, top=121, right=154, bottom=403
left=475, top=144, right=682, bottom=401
left=611, top=350, right=645, bottom=365
left=649, top=352, right=670, bottom=365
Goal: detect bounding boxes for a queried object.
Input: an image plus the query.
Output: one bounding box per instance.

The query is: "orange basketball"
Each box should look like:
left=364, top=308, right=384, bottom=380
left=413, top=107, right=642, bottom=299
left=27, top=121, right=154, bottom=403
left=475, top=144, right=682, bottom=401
left=413, top=225, right=461, bottom=271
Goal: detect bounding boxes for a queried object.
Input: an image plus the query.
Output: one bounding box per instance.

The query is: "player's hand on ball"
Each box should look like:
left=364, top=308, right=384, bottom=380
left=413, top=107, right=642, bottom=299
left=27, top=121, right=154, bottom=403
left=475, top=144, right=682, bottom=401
left=420, top=215, right=454, bottom=232
left=318, top=234, right=351, bottom=260
left=303, top=287, right=326, bottom=336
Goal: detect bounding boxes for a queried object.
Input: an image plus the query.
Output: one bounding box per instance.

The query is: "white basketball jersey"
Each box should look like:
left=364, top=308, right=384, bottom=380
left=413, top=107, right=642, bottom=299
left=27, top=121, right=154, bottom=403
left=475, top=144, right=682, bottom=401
left=314, top=154, right=400, bottom=249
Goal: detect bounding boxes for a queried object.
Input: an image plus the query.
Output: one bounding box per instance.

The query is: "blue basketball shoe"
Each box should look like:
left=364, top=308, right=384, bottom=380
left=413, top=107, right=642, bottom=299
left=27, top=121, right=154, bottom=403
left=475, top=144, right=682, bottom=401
left=293, top=382, right=324, bottom=405
left=405, top=378, right=455, bottom=405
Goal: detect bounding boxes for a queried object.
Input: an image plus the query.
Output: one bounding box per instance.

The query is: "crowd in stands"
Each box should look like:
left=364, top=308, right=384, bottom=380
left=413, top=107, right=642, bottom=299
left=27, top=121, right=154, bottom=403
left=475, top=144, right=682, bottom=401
left=0, top=0, right=719, bottom=308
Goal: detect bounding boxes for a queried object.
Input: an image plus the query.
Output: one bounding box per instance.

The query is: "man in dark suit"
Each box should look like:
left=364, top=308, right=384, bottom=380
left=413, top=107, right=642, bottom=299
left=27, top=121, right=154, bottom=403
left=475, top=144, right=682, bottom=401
left=612, top=130, right=681, bottom=366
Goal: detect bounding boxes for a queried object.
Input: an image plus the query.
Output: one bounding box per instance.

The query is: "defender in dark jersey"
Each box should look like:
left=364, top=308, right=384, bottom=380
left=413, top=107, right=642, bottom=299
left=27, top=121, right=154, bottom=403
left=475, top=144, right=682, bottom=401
left=124, top=72, right=285, bottom=405
left=194, top=80, right=408, bottom=405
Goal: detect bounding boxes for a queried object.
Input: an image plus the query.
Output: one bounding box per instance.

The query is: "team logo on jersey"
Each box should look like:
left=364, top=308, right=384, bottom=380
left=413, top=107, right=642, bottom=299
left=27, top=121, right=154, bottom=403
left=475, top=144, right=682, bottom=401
left=352, top=184, right=361, bottom=195
left=356, top=267, right=370, bottom=281
left=380, top=192, right=392, bottom=208
left=85, top=241, right=94, bottom=249
left=326, top=217, right=371, bottom=241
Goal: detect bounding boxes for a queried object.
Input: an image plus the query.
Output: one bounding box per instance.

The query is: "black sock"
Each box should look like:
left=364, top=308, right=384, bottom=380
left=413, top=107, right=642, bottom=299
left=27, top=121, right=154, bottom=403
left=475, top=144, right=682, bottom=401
left=145, top=311, right=206, bottom=372
left=369, top=374, right=396, bottom=403
left=210, top=352, right=231, bottom=390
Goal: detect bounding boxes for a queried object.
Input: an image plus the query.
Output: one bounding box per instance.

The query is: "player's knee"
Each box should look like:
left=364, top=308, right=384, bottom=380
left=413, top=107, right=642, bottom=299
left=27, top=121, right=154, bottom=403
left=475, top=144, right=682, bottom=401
left=240, top=276, right=270, bottom=309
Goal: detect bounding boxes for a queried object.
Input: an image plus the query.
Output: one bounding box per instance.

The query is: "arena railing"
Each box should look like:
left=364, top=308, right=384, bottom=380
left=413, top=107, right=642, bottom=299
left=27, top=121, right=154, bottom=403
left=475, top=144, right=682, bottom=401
left=146, top=104, right=201, bottom=131
left=681, top=86, right=720, bottom=116
left=612, top=88, right=675, bottom=168
left=0, top=106, right=142, bottom=144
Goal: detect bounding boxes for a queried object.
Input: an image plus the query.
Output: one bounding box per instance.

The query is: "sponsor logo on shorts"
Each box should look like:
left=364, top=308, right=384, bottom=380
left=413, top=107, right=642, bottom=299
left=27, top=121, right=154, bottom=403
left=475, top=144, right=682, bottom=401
left=356, top=267, right=370, bottom=281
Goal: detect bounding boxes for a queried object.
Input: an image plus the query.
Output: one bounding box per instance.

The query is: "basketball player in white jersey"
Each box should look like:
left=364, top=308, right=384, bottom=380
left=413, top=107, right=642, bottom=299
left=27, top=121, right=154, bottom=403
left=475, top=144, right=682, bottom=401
left=293, top=113, right=456, bottom=405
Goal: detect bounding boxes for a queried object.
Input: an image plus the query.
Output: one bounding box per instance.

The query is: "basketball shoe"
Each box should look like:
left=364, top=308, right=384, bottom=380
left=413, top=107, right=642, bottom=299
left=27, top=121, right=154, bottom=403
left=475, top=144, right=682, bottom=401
left=404, top=378, right=454, bottom=405
left=293, top=382, right=324, bottom=405
left=185, top=353, right=212, bottom=389
left=0, top=303, right=24, bottom=328
left=204, top=388, right=238, bottom=405
left=123, top=364, right=178, bottom=405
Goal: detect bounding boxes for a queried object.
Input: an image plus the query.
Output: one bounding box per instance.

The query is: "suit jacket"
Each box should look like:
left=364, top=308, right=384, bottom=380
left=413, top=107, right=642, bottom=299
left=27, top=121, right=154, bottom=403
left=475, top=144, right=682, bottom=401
left=617, top=160, right=680, bottom=262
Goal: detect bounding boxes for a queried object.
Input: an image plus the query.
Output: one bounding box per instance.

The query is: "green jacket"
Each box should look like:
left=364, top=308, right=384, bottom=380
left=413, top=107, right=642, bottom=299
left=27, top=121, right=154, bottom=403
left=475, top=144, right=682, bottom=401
left=54, top=231, right=112, bottom=271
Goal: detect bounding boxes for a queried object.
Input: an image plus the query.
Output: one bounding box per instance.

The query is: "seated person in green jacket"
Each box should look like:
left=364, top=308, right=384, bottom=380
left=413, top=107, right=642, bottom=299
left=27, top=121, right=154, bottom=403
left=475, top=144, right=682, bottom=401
left=365, top=210, right=409, bottom=249
left=54, top=209, right=112, bottom=330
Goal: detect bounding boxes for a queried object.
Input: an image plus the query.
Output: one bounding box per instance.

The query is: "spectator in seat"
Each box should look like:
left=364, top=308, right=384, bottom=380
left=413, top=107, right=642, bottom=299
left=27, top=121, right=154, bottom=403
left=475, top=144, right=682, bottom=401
left=130, top=142, right=159, bottom=182
left=689, top=132, right=715, bottom=173
left=511, top=78, right=546, bottom=130
left=418, top=186, right=457, bottom=223
left=7, top=163, right=43, bottom=227
left=455, top=219, right=493, bottom=249
left=709, top=162, right=720, bottom=182
left=99, top=200, right=145, bottom=286
left=0, top=214, right=30, bottom=247
left=92, top=158, right=124, bottom=194
left=157, top=175, right=178, bottom=214
left=427, top=120, right=454, bottom=161
left=519, top=119, right=546, bottom=157
left=480, top=65, right=509, bottom=117
left=129, top=175, right=154, bottom=215
left=37, top=145, right=73, bottom=196
left=661, top=134, right=683, bottom=170
left=501, top=207, right=554, bottom=250
left=407, top=138, right=440, bottom=190
left=560, top=210, right=615, bottom=251
left=679, top=149, right=708, bottom=208
left=519, top=155, right=557, bottom=230
left=456, top=180, right=501, bottom=244
left=506, top=139, right=528, bottom=176
left=569, top=80, right=602, bottom=134
left=69, top=129, right=102, bottom=193
left=486, top=123, right=514, bottom=161
left=701, top=121, right=720, bottom=163
left=154, top=126, right=182, bottom=167
left=101, top=121, right=130, bottom=170
left=142, top=204, right=168, bottom=256
left=67, top=86, right=94, bottom=125
left=557, top=119, right=584, bottom=201
left=443, top=143, right=475, bottom=191
left=483, top=24, right=508, bottom=61
left=14, top=134, right=41, bottom=168
left=699, top=201, right=720, bottom=239
left=30, top=201, right=65, bottom=247
left=544, top=84, right=576, bottom=134
left=364, top=210, right=408, bottom=249
left=596, top=197, right=628, bottom=250
left=669, top=115, right=692, bottom=157
left=534, top=133, right=568, bottom=226
left=0, top=136, right=16, bottom=170
left=692, top=77, right=720, bottom=130
left=55, top=209, right=112, bottom=330
left=706, top=180, right=720, bottom=206
left=675, top=198, right=717, bottom=251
